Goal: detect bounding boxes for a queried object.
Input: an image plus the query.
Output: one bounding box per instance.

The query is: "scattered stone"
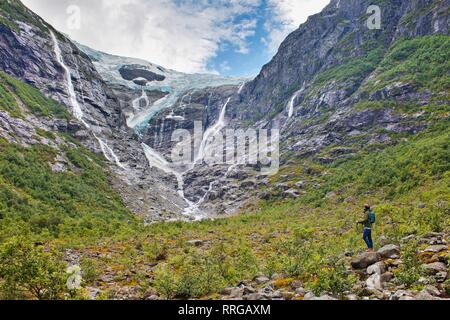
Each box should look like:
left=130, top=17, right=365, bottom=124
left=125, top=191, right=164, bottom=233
left=351, top=252, right=381, bottom=269
left=295, top=287, right=306, bottom=296
left=254, top=276, right=270, bottom=285
left=229, top=288, right=244, bottom=299
left=366, top=274, right=383, bottom=291
left=390, top=290, right=414, bottom=300
left=290, top=280, right=303, bottom=289
left=283, top=189, right=300, bottom=198
left=380, top=272, right=394, bottom=283
left=423, top=285, right=441, bottom=297
left=275, top=183, right=290, bottom=191
left=424, top=245, right=448, bottom=253
left=367, top=262, right=387, bottom=275
left=377, top=244, right=400, bottom=259
left=305, top=294, right=337, bottom=301
left=245, top=293, right=264, bottom=300
left=401, top=235, right=416, bottom=243
left=435, top=271, right=448, bottom=283
left=421, top=262, right=447, bottom=275
left=187, top=239, right=204, bottom=247
left=294, top=181, right=305, bottom=188
left=416, top=290, right=440, bottom=300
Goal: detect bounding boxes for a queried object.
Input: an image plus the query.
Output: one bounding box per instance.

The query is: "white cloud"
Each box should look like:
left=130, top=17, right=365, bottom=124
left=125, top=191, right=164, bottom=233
left=22, top=0, right=262, bottom=73
left=21, top=0, right=329, bottom=74
left=265, top=0, right=330, bottom=54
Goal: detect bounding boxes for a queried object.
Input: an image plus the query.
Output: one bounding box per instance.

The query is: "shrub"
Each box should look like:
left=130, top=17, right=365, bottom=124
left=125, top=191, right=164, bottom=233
left=0, top=238, right=68, bottom=300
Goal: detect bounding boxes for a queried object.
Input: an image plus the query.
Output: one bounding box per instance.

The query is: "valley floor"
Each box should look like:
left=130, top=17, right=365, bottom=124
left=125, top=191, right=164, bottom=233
left=2, top=120, right=447, bottom=300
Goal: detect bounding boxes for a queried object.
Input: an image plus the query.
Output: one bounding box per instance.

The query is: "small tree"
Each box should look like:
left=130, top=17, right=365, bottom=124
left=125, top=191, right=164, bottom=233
left=0, top=238, right=68, bottom=300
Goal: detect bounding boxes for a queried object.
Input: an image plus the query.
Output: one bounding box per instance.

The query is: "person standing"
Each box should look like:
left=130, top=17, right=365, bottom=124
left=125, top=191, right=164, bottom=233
left=358, top=204, right=375, bottom=251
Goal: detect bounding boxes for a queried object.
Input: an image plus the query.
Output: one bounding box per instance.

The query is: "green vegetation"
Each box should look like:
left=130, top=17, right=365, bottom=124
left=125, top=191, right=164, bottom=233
left=0, top=238, right=69, bottom=300
left=362, top=35, right=450, bottom=93
left=0, top=139, right=136, bottom=242
left=313, top=48, right=385, bottom=86
left=0, top=0, right=48, bottom=33
left=0, top=72, right=69, bottom=118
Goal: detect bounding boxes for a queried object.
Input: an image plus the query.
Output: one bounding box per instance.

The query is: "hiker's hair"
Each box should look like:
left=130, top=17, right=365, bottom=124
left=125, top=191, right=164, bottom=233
left=364, top=204, right=371, bottom=210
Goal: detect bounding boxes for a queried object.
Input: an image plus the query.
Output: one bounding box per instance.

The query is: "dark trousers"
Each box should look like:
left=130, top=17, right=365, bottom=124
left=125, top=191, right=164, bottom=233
left=363, top=228, right=373, bottom=249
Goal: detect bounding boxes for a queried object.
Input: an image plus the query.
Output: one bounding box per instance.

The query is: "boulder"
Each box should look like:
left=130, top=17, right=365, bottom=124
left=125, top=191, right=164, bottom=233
left=254, top=276, right=270, bottom=285
left=424, top=245, right=448, bottom=253
left=377, top=244, right=400, bottom=259
left=294, top=181, right=305, bottom=188
left=283, top=189, right=300, bottom=198
left=380, top=272, right=394, bottom=283
left=187, top=239, right=204, bottom=247
left=435, top=271, right=448, bottom=283
left=390, top=290, right=414, bottom=300
left=421, top=262, right=447, bottom=275
left=229, top=288, right=244, bottom=299
left=366, top=274, right=383, bottom=291
left=367, top=262, right=387, bottom=275
left=305, top=294, right=337, bottom=301
left=423, top=285, right=441, bottom=297
left=245, top=293, right=265, bottom=300
left=351, top=252, right=381, bottom=269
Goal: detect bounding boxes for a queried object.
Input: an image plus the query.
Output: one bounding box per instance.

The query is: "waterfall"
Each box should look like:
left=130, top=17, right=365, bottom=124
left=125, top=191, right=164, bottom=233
left=288, top=92, right=298, bottom=118
left=50, top=31, right=86, bottom=125
left=96, top=137, right=126, bottom=170
left=141, top=143, right=204, bottom=220
left=141, top=84, right=245, bottom=219
left=287, top=82, right=306, bottom=118
left=195, top=97, right=231, bottom=163
left=51, top=31, right=124, bottom=170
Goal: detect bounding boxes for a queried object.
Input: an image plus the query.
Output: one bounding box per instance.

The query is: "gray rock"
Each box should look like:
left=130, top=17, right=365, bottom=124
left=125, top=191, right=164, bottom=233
left=424, top=245, right=448, bottom=253
left=377, top=244, right=401, bottom=259
left=435, top=271, right=448, bottom=283
left=380, top=272, right=394, bottom=283
left=401, top=235, right=416, bottom=243
left=295, top=287, right=306, bottom=296
left=245, top=293, right=265, bottom=300
left=229, top=288, right=244, bottom=299
left=254, top=276, right=270, bottom=285
left=367, top=262, right=387, bottom=275
left=390, top=290, right=415, bottom=301
left=351, top=252, right=381, bottom=269
left=294, top=181, right=305, bottom=188
left=422, top=262, right=447, bottom=275
left=423, top=285, right=441, bottom=297
left=366, top=274, right=383, bottom=291
left=283, top=189, right=300, bottom=198
left=187, top=239, right=204, bottom=247
left=305, top=294, right=337, bottom=301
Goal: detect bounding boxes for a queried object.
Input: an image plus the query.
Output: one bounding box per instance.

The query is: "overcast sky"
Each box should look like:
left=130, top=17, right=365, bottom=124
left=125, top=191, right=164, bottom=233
left=22, top=0, right=330, bottom=76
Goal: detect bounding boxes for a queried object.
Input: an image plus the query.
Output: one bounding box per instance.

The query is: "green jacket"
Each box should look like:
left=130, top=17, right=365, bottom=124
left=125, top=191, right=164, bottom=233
left=359, top=209, right=372, bottom=229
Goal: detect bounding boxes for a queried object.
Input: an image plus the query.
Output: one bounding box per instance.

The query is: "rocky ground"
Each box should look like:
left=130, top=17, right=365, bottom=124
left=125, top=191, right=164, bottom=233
left=213, top=233, right=450, bottom=301
left=71, top=232, right=449, bottom=300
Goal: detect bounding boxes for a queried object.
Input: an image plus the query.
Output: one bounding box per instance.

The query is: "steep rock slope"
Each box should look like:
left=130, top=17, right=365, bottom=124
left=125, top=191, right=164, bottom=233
left=0, top=0, right=202, bottom=220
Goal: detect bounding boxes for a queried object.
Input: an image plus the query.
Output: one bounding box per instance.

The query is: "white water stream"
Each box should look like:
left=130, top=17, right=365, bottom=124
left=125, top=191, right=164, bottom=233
left=139, top=82, right=246, bottom=219
left=51, top=32, right=125, bottom=170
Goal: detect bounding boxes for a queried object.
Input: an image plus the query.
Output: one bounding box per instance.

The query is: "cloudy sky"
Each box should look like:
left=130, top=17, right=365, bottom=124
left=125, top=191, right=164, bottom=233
left=22, top=0, right=330, bottom=76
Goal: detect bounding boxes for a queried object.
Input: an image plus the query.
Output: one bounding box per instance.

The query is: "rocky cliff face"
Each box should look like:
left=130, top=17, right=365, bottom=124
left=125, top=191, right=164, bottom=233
left=0, top=0, right=448, bottom=221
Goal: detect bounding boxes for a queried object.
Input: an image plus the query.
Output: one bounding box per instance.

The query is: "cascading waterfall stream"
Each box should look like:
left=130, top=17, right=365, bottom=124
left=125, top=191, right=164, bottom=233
left=51, top=31, right=125, bottom=170
left=140, top=83, right=246, bottom=219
